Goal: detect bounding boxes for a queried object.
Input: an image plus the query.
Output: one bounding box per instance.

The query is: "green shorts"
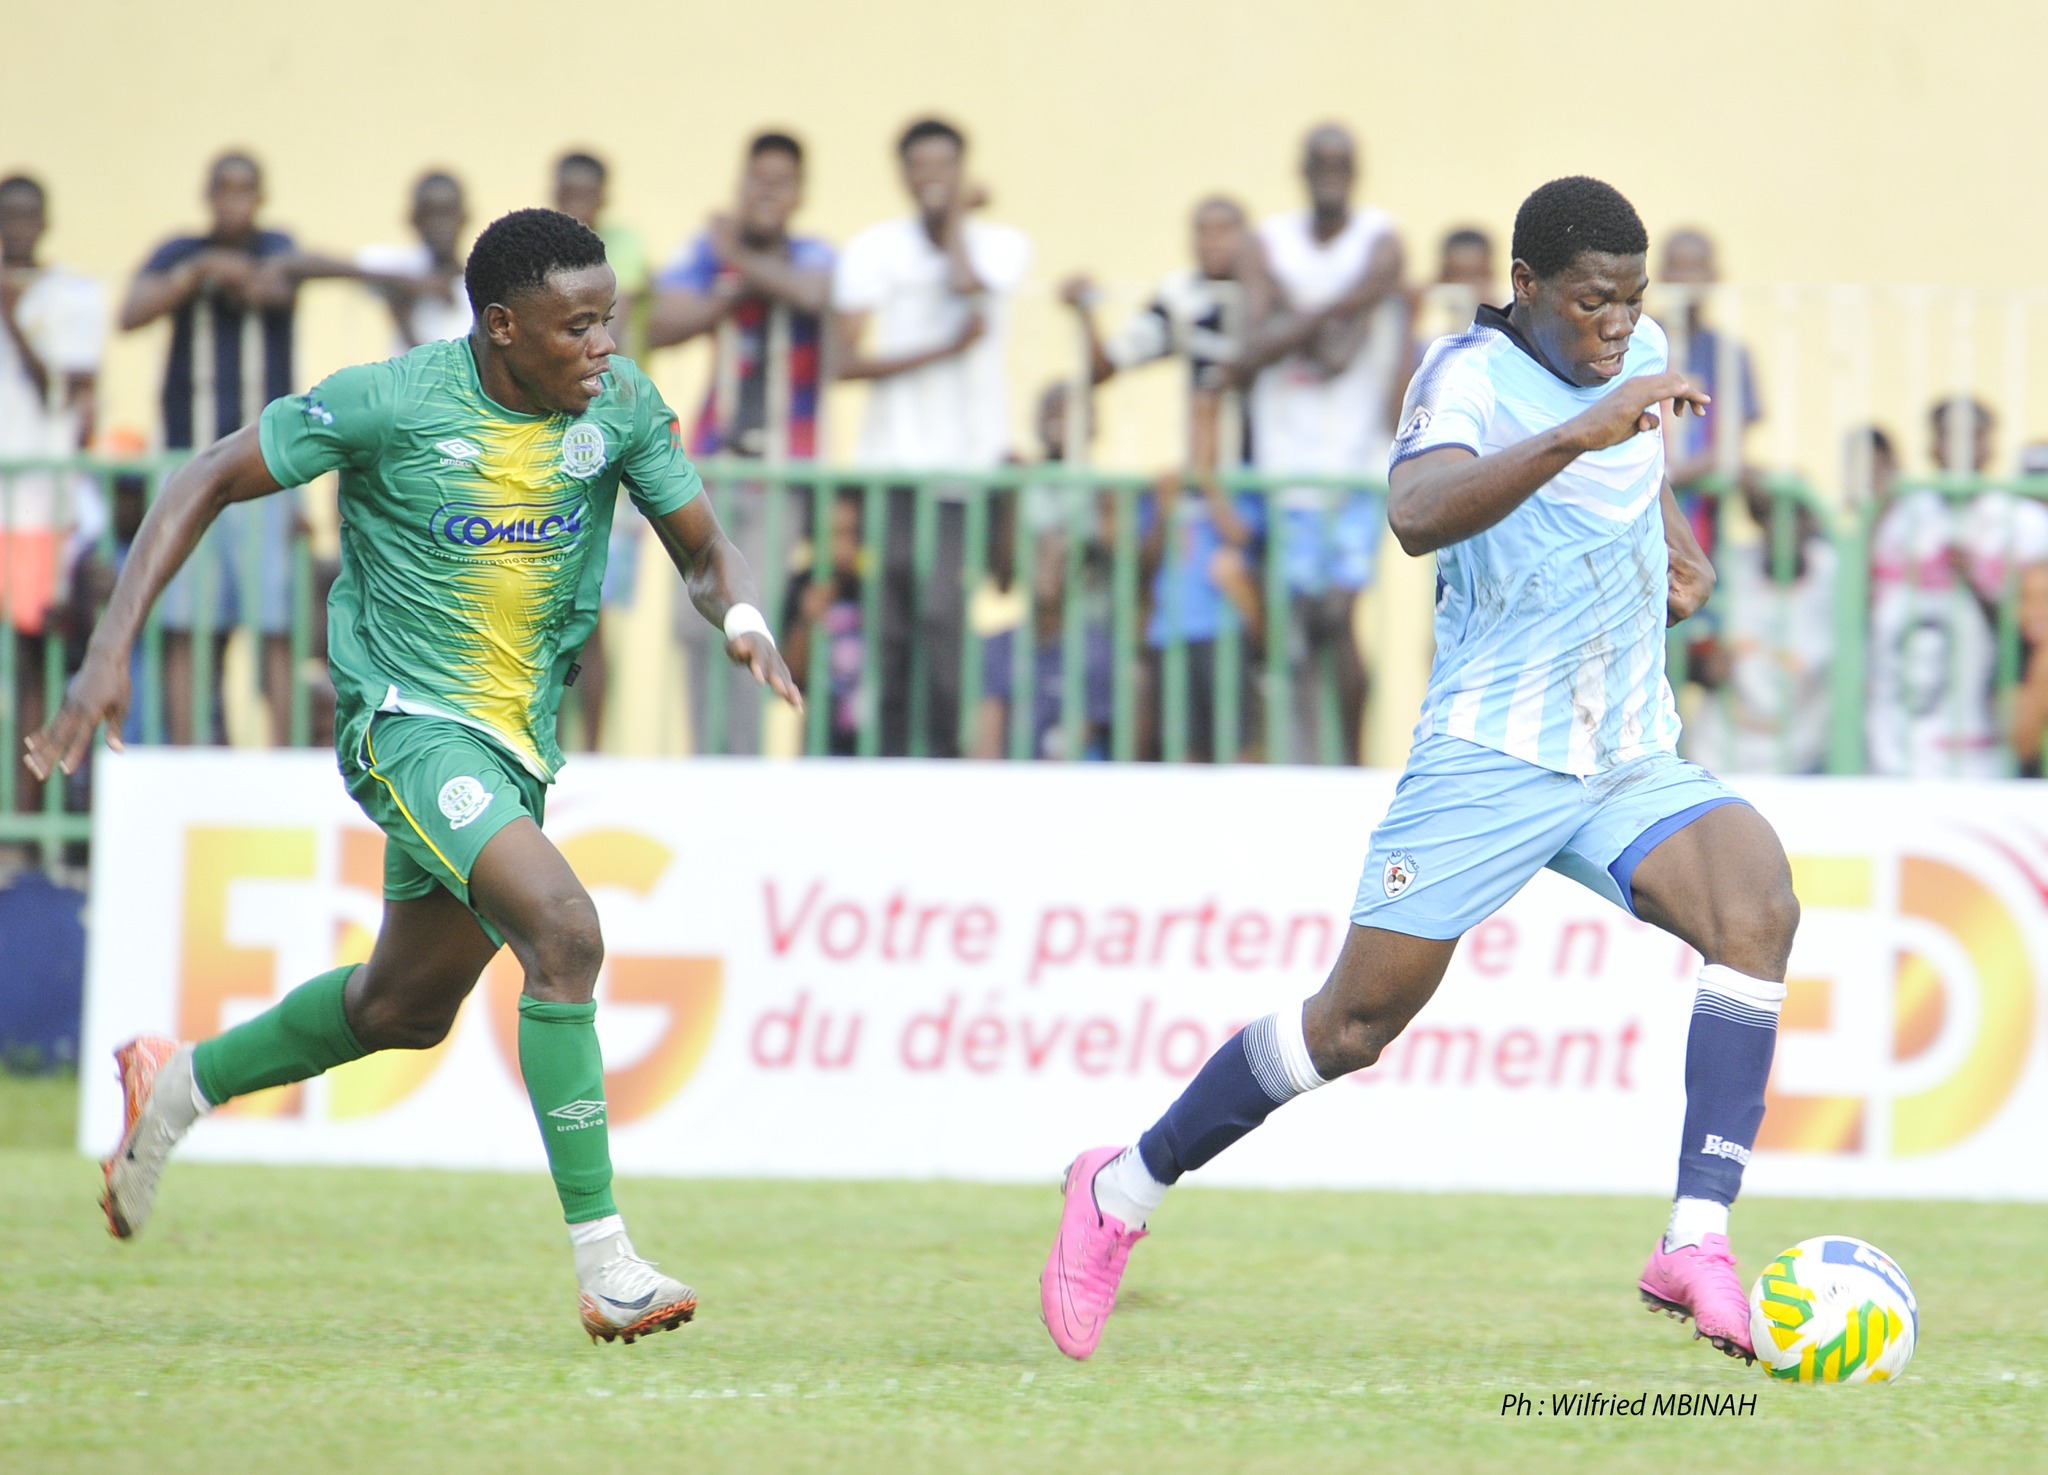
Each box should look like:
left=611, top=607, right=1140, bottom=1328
left=346, top=713, right=549, bottom=945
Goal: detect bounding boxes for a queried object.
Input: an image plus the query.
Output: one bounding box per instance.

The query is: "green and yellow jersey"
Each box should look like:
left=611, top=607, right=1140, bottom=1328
left=257, top=337, right=701, bottom=783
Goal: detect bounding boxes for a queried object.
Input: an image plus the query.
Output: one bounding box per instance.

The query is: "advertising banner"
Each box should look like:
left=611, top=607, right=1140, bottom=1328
left=79, top=751, right=2048, bottom=1199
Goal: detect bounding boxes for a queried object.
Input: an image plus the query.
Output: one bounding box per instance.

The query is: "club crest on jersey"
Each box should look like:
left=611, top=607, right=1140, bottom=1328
left=560, top=422, right=608, bottom=478
left=1382, top=849, right=1419, bottom=899
left=437, top=775, right=494, bottom=830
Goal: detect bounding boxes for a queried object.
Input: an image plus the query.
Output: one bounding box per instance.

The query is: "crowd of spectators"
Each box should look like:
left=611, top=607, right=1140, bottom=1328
left=6, top=117, right=2048, bottom=812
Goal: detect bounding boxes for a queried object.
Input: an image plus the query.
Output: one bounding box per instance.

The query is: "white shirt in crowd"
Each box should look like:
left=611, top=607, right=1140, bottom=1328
left=1864, top=489, right=2048, bottom=779
left=0, top=264, right=104, bottom=534
left=833, top=215, right=1031, bottom=470
left=1250, top=205, right=1407, bottom=491
left=355, top=242, right=473, bottom=357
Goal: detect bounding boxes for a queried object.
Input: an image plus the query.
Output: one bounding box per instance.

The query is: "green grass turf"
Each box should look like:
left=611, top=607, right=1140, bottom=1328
left=1, top=1072, right=2042, bottom=1474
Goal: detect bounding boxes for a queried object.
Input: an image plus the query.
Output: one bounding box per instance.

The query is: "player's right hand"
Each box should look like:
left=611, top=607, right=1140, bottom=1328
left=1568, top=371, right=1710, bottom=453
left=23, top=653, right=131, bottom=782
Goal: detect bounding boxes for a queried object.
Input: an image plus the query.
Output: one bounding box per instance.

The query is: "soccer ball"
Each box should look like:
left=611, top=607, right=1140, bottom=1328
left=1749, top=1236, right=1918, bottom=1383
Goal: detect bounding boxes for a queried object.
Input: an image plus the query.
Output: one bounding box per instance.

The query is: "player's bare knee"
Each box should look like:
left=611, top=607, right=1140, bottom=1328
left=348, top=988, right=456, bottom=1052
left=379, top=1006, right=459, bottom=1052
left=1305, top=994, right=1400, bottom=1077
left=522, top=893, right=606, bottom=1001
left=1707, top=882, right=1800, bottom=978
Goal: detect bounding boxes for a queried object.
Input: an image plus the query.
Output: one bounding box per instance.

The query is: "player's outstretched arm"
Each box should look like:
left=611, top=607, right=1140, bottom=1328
left=1387, top=370, right=1709, bottom=556
left=651, top=495, right=804, bottom=713
left=1661, top=479, right=1716, bottom=626
left=23, top=425, right=282, bottom=779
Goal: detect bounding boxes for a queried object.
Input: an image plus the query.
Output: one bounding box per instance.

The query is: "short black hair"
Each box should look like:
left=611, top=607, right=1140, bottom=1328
left=1442, top=226, right=1491, bottom=256
left=414, top=169, right=462, bottom=202
left=0, top=174, right=44, bottom=206
left=898, top=117, right=965, bottom=158
left=1930, top=394, right=1994, bottom=431
left=555, top=151, right=606, bottom=183
left=209, top=151, right=261, bottom=189
left=749, top=131, right=804, bottom=166
left=464, top=208, right=607, bottom=317
left=1511, top=176, right=1647, bottom=279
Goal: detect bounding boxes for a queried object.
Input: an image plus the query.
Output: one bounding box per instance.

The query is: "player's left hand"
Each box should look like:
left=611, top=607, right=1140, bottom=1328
left=727, top=631, right=804, bottom=713
left=1667, top=545, right=1716, bottom=626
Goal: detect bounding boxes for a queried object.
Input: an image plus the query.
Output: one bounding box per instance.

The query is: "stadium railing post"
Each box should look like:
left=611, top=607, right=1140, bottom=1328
left=1109, top=480, right=1138, bottom=763
left=805, top=475, right=832, bottom=757
left=1059, top=477, right=1088, bottom=764
left=1261, top=485, right=1291, bottom=766
left=1824, top=495, right=1872, bottom=776
left=139, top=464, right=166, bottom=748
left=698, top=473, right=729, bottom=756
left=957, top=478, right=989, bottom=760
left=1159, top=485, right=1188, bottom=764
left=1008, top=509, right=1037, bottom=762
left=907, top=480, right=936, bottom=759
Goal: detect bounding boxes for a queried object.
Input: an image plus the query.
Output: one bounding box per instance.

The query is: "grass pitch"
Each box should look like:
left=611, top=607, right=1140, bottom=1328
left=2, top=1073, right=2043, bottom=1475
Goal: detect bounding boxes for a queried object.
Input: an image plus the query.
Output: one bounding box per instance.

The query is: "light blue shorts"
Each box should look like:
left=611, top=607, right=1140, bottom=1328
left=1351, top=733, right=1745, bottom=940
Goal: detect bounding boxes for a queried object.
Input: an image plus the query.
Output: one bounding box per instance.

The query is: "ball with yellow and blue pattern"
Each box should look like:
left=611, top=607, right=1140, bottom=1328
left=1749, top=1236, right=1918, bottom=1383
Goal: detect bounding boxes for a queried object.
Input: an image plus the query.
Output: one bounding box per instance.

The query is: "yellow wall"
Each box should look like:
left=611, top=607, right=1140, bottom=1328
left=10, top=0, right=2048, bottom=446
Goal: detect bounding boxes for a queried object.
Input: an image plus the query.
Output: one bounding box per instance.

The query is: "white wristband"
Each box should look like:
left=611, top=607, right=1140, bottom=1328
left=723, top=602, right=774, bottom=646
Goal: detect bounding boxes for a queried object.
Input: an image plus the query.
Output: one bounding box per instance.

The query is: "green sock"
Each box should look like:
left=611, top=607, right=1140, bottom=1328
left=517, top=996, right=618, bottom=1224
left=191, top=966, right=368, bottom=1106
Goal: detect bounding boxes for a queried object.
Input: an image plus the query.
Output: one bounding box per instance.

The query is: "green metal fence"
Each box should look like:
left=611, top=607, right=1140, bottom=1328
left=7, top=453, right=2048, bottom=867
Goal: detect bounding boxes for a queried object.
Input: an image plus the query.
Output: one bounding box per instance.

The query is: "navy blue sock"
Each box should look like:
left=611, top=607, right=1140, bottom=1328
left=1137, top=1011, right=1324, bottom=1184
left=1674, top=964, right=1785, bottom=1204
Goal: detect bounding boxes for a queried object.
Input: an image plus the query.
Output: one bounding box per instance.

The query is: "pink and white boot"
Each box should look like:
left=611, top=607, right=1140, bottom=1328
left=1639, top=1232, right=1755, bottom=1363
left=1040, top=1145, right=1147, bottom=1360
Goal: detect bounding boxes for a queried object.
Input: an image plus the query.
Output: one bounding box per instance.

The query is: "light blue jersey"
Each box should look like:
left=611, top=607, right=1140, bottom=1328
left=1390, top=307, right=1680, bottom=775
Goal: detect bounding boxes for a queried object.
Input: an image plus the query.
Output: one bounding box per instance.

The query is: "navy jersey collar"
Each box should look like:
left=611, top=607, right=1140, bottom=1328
left=1477, top=303, right=1583, bottom=390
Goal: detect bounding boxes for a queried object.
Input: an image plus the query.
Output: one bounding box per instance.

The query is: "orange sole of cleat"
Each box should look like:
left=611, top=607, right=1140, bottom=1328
left=1638, top=1290, right=1756, bottom=1365
left=101, top=1037, right=175, bottom=1243
left=99, top=1160, right=132, bottom=1239
left=583, top=1297, right=699, bottom=1346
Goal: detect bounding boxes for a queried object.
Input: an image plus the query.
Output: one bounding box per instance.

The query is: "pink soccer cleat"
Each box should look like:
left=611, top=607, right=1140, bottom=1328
left=1639, top=1232, right=1756, bottom=1363
left=1039, top=1145, right=1147, bottom=1361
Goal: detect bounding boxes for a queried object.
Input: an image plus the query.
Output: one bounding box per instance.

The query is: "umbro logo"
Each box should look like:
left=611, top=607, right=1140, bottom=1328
left=548, top=1099, right=608, bottom=1131
left=436, top=437, right=483, bottom=462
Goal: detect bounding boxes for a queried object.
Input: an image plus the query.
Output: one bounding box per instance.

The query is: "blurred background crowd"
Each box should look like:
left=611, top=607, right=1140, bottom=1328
left=10, top=1, right=2048, bottom=890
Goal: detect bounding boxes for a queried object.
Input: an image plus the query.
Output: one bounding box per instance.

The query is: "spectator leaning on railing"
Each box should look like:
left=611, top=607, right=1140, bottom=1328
left=1240, top=124, right=1406, bottom=766
left=1062, top=195, right=1257, bottom=460
left=355, top=170, right=473, bottom=356
left=121, top=151, right=303, bottom=749
left=832, top=116, right=1031, bottom=758
left=1, top=173, right=103, bottom=826
left=649, top=130, right=834, bottom=756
